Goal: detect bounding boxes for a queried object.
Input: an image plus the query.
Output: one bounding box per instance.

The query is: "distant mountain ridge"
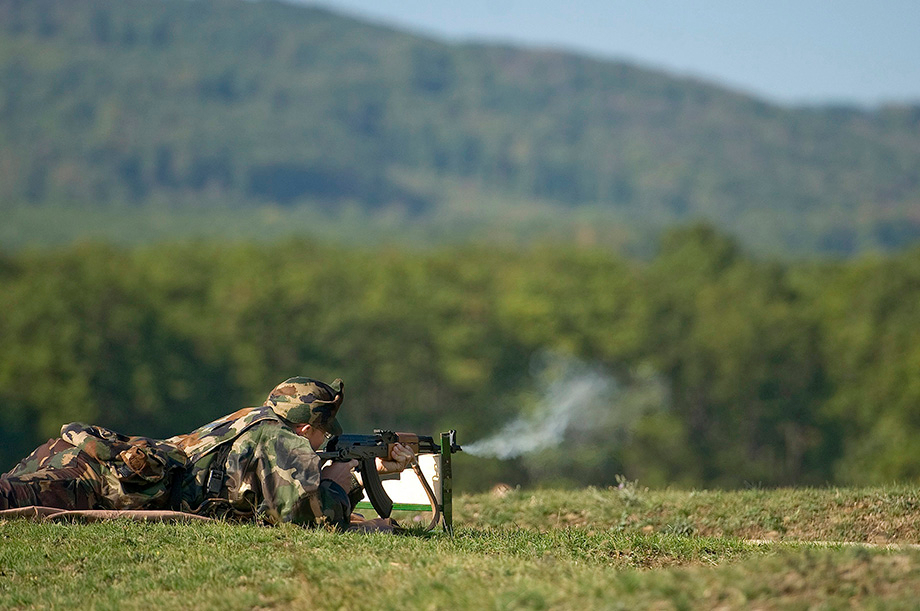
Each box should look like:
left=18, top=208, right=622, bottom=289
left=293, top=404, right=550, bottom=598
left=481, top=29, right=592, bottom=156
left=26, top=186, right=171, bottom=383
left=1, top=0, right=919, bottom=254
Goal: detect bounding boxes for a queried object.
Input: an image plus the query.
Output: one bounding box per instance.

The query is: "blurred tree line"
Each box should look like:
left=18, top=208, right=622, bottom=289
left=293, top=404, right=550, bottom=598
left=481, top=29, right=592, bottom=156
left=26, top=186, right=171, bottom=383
left=1, top=225, right=919, bottom=491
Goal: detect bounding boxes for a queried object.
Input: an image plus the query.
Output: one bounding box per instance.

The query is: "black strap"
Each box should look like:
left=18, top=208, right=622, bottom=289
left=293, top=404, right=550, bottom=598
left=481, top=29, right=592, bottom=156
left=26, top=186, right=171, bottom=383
left=204, top=442, right=235, bottom=499
left=190, top=442, right=256, bottom=520
left=168, top=465, right=185, bottom=511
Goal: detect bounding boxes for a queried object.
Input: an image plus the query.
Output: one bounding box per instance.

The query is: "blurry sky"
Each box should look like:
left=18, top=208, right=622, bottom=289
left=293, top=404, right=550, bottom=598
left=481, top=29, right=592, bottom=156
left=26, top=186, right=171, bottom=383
left=295, top=0, right=920, bottom=107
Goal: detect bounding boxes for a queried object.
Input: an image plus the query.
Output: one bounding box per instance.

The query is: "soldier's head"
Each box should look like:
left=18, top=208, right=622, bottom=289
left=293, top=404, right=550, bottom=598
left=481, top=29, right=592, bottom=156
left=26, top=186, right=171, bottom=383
left=263, top=377, right=344, bottom=447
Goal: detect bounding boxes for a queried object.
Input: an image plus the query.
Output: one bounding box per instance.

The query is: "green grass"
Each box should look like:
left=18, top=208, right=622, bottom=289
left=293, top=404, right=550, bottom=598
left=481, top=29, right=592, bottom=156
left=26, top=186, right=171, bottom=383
left=457, top=484, right=920, bottom=543
left=2, top=486, right=920, bottom=609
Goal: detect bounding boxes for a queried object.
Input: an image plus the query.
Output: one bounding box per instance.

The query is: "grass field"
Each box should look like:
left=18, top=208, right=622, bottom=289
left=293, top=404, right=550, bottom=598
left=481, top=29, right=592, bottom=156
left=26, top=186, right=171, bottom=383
left=2, top=486, right=919, bottom=609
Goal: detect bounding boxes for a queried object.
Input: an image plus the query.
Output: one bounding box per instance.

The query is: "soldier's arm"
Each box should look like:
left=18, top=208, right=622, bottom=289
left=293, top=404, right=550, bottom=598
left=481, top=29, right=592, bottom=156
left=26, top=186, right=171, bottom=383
left=251, top=424, right=351, bottom=528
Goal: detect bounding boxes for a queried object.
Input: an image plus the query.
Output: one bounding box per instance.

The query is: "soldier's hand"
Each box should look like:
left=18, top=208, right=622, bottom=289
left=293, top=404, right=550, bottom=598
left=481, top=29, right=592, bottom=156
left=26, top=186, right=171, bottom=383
left=321, top=459, right=358, bottom=490
left=376, top=443, right=415, bottom=474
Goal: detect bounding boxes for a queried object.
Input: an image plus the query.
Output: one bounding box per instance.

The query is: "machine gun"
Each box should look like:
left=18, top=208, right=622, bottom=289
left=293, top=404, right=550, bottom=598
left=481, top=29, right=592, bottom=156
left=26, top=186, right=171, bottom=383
left=317, top=430, right=461, bottom=531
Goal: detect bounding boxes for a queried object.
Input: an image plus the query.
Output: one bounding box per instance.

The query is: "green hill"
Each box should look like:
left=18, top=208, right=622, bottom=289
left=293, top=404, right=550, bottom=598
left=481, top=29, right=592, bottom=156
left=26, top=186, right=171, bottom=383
left=2, top=0, right=919, bottom=254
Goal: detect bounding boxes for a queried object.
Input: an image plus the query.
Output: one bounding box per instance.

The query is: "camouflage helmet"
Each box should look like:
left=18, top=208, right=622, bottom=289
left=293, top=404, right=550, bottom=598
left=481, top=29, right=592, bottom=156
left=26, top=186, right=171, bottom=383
left=263, top=377, right=344, bottom=436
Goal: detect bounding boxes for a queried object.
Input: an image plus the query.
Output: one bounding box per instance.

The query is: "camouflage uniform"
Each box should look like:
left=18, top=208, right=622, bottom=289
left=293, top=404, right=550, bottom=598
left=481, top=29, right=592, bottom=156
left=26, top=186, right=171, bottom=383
left=0, top=377, right=355, bottom=529
left=0, top=424, right=188, bottom=512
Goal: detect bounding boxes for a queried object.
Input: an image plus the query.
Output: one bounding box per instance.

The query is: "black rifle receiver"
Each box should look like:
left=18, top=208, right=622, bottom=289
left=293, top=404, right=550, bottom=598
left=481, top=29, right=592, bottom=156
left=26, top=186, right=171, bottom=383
left=316, top=429, right=459, bottom=519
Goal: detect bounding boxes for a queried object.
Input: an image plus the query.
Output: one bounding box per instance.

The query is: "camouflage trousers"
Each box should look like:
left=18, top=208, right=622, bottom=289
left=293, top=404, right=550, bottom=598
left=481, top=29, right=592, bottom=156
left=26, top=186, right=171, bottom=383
left=0, top=438, right=103, bottom=511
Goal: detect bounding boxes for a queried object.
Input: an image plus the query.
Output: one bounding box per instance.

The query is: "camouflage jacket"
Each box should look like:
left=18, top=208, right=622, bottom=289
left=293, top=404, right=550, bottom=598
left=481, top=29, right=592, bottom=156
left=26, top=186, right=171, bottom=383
left=8, top=407, right=351, bottom=528
left=166, top=406, right=351, bottom=528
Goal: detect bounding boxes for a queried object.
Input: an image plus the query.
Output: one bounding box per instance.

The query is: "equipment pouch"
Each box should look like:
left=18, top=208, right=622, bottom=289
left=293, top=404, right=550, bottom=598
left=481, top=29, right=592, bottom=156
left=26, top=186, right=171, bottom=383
left=116, top=445, right=168, bottom=485
left=61, top=422, right=188, bottom=487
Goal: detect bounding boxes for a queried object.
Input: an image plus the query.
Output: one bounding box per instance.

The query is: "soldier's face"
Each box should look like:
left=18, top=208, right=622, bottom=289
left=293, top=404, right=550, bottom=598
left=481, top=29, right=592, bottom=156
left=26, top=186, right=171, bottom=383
left=299, top=424, right=330, bottom=451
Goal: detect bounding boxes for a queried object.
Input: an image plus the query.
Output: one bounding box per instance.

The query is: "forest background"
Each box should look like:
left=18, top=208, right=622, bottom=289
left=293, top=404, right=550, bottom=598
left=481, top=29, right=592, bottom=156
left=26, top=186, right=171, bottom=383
left=1, top=0, right=920, bottom=493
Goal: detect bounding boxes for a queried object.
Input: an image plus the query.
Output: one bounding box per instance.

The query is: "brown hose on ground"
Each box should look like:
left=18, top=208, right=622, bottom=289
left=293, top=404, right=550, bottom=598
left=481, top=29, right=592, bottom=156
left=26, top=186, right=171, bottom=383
left=0, top=506, right=214, bottom=522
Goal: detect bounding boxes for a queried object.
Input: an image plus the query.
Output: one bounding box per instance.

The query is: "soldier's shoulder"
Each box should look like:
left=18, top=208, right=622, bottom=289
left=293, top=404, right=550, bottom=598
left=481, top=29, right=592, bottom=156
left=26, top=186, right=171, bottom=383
left=171, top=406, right=284, bottom=460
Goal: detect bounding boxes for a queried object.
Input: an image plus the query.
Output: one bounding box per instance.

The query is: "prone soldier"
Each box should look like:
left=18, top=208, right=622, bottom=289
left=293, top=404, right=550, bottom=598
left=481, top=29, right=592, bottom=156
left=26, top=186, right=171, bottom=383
left=0, top=377, right=414, bottom=530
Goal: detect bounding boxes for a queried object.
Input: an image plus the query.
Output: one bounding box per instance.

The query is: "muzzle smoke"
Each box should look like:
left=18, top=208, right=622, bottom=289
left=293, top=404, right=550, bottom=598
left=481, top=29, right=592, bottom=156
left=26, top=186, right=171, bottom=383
left=464, top=352, right=617, bottom=459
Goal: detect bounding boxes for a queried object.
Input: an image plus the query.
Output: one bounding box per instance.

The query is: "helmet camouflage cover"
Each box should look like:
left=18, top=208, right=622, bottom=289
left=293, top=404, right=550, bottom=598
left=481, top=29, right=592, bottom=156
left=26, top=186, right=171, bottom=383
left=263, top=377, right=344, bottom=436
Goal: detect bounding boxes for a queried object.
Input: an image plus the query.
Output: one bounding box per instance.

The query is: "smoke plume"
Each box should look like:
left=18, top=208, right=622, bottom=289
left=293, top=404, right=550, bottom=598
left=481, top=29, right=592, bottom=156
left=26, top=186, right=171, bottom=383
left=464, top=352, right=617, bottom=459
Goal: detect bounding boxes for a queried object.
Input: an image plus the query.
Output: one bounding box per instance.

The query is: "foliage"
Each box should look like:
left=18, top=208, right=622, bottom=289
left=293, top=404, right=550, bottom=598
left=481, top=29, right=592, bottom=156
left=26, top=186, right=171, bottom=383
left=1, top=0, right=920, bottom=255
left=2, top=229, right=920, bottom=489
